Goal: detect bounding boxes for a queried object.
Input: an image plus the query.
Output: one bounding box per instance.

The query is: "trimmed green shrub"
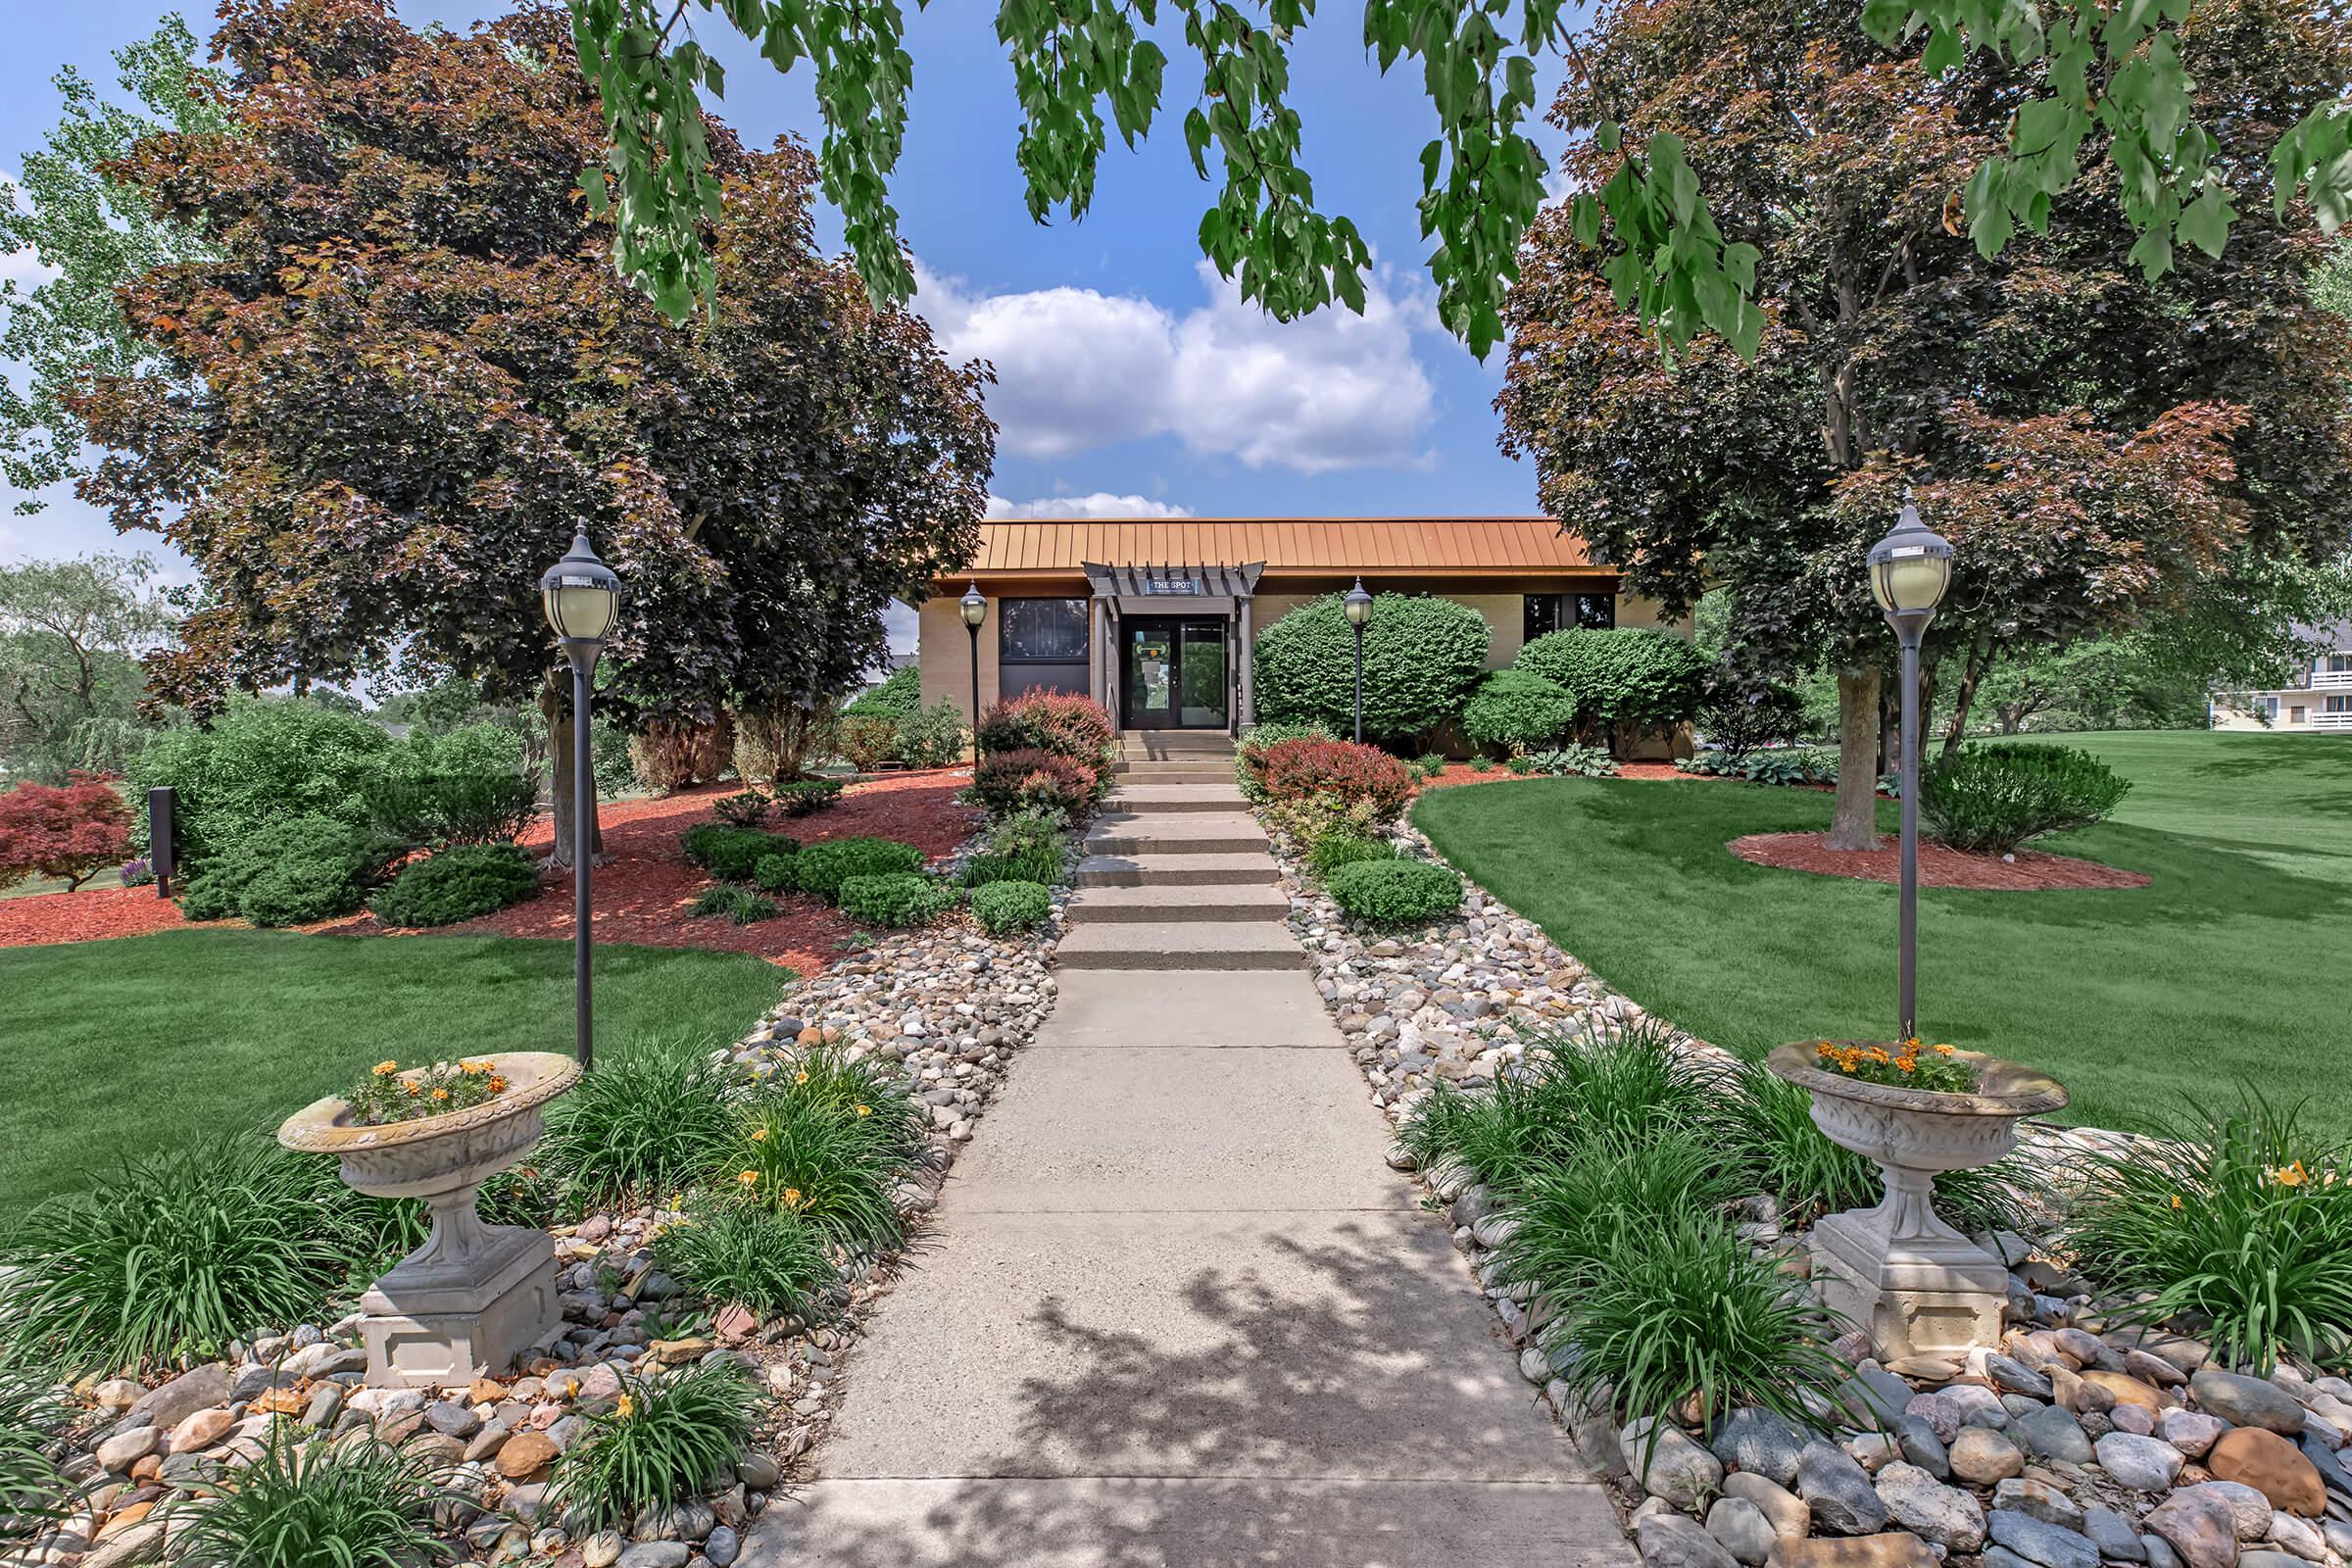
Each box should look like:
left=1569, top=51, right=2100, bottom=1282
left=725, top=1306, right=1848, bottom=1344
left=1516, top=627, right=1708, bottom=734
left=1462, top=669, right=1579, bottom=751
left=1235, top=720, right=1334, bottom=801
left=1309, top=834, right=1396, bottom=876
left=839, top=871, right=960, bottom=927
left=2066, top=1093, right=2352, bottom=1373
left=369, top=843, right=539, bottom=927
left=731, top=1050, right=930, bottom=1250
left=844, top=663, right=922, bottom=718
left=165, top=1426, right=456, bottom=1568
left=1252, top=593, right=1490, bottom=742
left=968, top=749, right=1100, bottom=817
left=366, top=765, right=538, bottom=848
left=128, top=696, right=396, bottom=864
left=548, top=1360, right=761, bottom=1534
left=1324, top=857, right=1462, bottom=926
left=177, top=813, right=392, bottom=927
left=690, top=885, right=778, bottom=924
left=751, top=853, right=796, bottom=893
left=894, top=699, right=969, bottom=769
left=1921, top=743, right=2132, bottom=856
left=654, top=1193, right=834, bottom=1319
left=774, top=778, right=844, bottom=816
left=1698, top=665, right=1807, bottom=760
left=794, top=836, right=926, bottom=902
left=969, top=878, right=1052, bottom=934
left=682, top=823, right=800, bottom=880
left=0, top=1140, right=414, bottom=1376
left=712, top=790, right=771, bottom=828
left=833, top=713, right=901, bottom=773
left=535, top=1038, right=743, bottom=1207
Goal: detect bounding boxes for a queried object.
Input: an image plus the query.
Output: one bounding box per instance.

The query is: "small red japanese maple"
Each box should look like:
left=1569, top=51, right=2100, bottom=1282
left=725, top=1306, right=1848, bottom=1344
left=0, top=774, right=134, bottom=893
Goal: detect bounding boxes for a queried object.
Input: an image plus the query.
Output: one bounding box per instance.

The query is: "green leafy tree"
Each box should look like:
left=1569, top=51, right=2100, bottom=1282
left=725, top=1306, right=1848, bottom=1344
left=71, top=0, right=992, bottom=861
left=560, top=0, right=2352, bottom=363
left=0, top=18, right=226, bottom=512
left=1498, top=0, right=2352, bottom=848
left=0, top=554, right=173, bottom=781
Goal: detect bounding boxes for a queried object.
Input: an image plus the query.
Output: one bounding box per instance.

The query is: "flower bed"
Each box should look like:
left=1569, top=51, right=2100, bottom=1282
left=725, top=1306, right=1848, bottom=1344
left=1264, top=811, right=2352, bottom=1568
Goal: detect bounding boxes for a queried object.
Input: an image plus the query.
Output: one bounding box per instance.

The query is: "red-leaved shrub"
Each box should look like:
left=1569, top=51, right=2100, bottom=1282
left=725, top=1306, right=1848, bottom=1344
left=1253, top=738, right=1411, bottom=822
left=977, top=689, right=1115, bottom=771
left=969, top=748, right=1100, bottom=817
left=0, top=774, right=135, bottom=892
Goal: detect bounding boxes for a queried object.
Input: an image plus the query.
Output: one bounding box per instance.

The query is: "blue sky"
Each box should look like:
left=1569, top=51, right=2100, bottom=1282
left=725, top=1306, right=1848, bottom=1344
left=0, top=1, right=1571, bottom=631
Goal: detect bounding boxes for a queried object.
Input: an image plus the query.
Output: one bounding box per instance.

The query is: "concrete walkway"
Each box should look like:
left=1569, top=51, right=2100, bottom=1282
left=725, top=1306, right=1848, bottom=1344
left=742, top=736, right=1630, bottom=1568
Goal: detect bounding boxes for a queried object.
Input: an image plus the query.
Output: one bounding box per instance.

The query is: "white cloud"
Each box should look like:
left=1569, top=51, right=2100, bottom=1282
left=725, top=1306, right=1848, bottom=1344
left=917, top=261, right=1436, bottom=474
left=985, top=492, right=1191, bottom=520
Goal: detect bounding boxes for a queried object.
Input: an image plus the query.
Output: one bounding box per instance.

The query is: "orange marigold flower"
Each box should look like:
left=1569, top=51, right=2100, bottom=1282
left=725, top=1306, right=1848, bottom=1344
left=431, top=1088, right=450, bottom=1102
left=486, top=1077, right=507, bottom=1094
left=371, top=1060, right=399, bottom=1077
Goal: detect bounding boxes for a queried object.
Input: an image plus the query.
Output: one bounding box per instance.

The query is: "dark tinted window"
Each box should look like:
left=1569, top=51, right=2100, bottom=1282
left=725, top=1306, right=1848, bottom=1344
left=1001, top=598, right=1089, bottom=662
left=1576, top=593, right=1616, bottom=629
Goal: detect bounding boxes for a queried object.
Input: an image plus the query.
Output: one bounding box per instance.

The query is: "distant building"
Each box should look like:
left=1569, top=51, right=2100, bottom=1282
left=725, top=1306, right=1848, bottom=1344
left=2210, top=621, right=2352, bottom=732
left=917, top=516, right=1680, bottom=736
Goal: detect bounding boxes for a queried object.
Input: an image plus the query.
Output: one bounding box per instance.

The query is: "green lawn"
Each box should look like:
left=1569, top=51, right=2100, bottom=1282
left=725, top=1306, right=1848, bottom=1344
left=0, top=931, right=790, bottom=1206
left=1413, top=731, right=2352, bottom=1141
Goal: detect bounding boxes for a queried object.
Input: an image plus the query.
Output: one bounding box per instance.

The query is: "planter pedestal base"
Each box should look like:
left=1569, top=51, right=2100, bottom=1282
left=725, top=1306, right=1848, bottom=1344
left=360, top=1221, right=559, bottom=1389
left=1810, top=1207, right=2006, bottom=1363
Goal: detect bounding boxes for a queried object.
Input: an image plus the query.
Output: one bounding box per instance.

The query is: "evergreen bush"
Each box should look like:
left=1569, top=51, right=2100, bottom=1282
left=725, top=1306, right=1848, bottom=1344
left=1461, top=668, right=1579, bottom=751
left=369, top=843, right=539, bottom=927
left=968, top=878, right=1052, bottom=933
left=793, top=836, right=926, bottom=902
left=1921, top=743, right=2132, bottom=855
left=1324, top=858, right=1463, bottom=925
left=843, top=663, right=922, bottom=718
left=838, top=871, right=960, bottom=927
left=177, top=813, right=392, bottom=926
left=1251, top=593, right=1490, bottom=742
left=1516, top=627, right=1708, bottom=734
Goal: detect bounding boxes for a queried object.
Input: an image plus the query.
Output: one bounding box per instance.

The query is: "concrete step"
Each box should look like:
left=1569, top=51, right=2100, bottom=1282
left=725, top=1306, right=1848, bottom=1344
left=1110, top=760, right=1234, bottom=782
left=1115, top=733, right=1236, bottom=758
left=1072, top=853, right=1279, bottom=888
left=1102, top=783, right=1250, bottom=814
left=1054, top=920, right=1305, bottom=970
left=1063, top=883, right=1292, bottom=924
left=1083, top=812, right=1267, bottom=857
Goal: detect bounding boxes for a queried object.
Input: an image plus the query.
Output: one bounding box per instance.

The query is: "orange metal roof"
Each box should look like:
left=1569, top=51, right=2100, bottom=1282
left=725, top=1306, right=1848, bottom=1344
left=963, top=516, right=1596, bottom=576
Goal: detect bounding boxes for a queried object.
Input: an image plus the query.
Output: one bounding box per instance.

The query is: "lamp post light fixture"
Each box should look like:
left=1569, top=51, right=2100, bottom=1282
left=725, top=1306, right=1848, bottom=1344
left=540, top=531, right=621, bottom=1072
left=959, top=583, right=987, bottom=767
left=1344, top=578, right=1373, bottom=745
left=1867, top=504, right=1955, bottom=1045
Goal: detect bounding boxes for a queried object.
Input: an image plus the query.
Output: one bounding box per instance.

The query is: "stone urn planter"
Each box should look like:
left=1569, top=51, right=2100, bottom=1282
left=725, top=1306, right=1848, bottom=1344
left=1766, top=1043, right=2066, bottom=1361
left=280, top=1052, right=579, bottom=1389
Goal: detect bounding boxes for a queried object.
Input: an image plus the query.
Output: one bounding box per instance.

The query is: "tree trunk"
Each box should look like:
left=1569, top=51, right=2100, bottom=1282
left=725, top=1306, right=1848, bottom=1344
left=1941, top=635, right=1993, bottom=755
left=1828, top=666, right=1884, bottom=851
left=541, top=671, right=605, bottom=868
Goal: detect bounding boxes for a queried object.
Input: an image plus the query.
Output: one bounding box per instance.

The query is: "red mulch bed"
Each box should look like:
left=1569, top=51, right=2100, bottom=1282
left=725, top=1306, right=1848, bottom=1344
left=319, top=769, right=978, bottom=973
left=0, top=885, right=191, bottom=949
left=0, top=770, right=980, bottom=975
left=1728, top=831, right=2150, bottom=891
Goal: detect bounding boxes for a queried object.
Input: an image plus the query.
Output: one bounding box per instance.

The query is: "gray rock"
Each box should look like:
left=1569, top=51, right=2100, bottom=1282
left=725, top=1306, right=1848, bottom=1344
left=93, top=1426, right=157, bottom=1473
left=1904, top=1394, right=1961, bottom=1445
left=2238, top=1553, right=2305, bottom=1568
left=1795, top=1440, right=1888, bottom=1536
left=424, top=1400, right=481, bottom=1439
left=1720, top=1472, right=1808, bottom=1550
left=2096, top=1431, right=2186, bottom=1492
left=736, top=1453, right=782, bottom=1490
left=2193, top=1370, right=2306, bottom=1437
left=703, top=1525, right=741, bottom=1568
left=2013, top=1403, right=2094, bottom=1466
left=1623, top=1417, right=1725, bottom=1509
left=1984, top=1353, right=2056, bottom=1399
left=580, top=1533, right=623, bottom=1568
left=2083, top=1504, right=2148, bottom=1562
left=1703, top=1496, right=1778, bottom=1566
left=1892, top=1415, right=1951, bottom=1480
left=2142, top=1536, right=2185, bottom=1568
left=2186, top=1480, right=2274, bottom=1542
left=1991, top=1479, right=2084, bottom=1533
left=1987, top=1508, right=2100, bottom=1568
left=2144, top=1488, right=2242, bottom=1568
left=1950, top=1424, right=2027, bottom=1485
left=1636, top=1512, right=1740, bottom=1568
left=1874, top=1460, right=1986, bottom=1552
left=1838, top=1367, right=1918, bottom=1426
left=301, top=1384, right=344, bottom=1430
left=615, top=1546, right=690, bottom=1568
left=2164, top=1409, right=2230, bottom=1458
left=230, top=1363, right=293, bottom=1403
left=120, top=1362, right=228, bottom=1435
left=1710, top=1406, right=1810, bottom=1488
left=2300, top=1431, right=2351, bottom=1498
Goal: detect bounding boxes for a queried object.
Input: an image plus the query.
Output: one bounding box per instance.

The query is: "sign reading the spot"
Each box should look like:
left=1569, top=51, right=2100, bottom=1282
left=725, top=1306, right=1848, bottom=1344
left=1143, top=576, right=1199, bottom=595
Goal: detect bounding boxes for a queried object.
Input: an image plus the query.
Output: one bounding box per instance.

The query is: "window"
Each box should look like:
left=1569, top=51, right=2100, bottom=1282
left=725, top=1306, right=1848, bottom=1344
left=2257, top=696, right=2280, bottom=719
left=2329, top=695, right=2352, bottom=713
left=2326, top=655, right=2352, bottom=673
left=999, top=598, right=1089, bottom=662
left=2291, top=706, right=2308, bottom=723
left=1523, top=592, right=1616, bottom=642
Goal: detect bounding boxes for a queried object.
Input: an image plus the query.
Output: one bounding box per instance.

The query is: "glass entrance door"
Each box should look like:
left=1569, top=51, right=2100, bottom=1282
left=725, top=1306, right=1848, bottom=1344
left=1125, top=618, right=1228, bottom=728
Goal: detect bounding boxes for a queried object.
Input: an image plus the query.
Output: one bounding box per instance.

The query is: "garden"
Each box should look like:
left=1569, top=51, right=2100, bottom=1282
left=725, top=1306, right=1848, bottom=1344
left=0, top=684, right=1117, bottom=1566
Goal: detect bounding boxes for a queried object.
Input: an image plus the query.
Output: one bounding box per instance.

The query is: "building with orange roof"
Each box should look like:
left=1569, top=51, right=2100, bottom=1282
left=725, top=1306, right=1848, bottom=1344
left=918, top=516, right=1683, bottom=734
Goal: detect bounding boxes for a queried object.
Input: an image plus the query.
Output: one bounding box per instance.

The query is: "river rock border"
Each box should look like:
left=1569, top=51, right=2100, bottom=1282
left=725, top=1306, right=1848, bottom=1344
left=1266, top=808, right=2352, bottom=1568
left=7, top=836, right=1069, bottom=1568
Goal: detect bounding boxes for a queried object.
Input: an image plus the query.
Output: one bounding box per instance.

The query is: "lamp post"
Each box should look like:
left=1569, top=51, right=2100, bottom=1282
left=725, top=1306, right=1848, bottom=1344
left=959, top=583, right=987, bottom=767
left=540, top=532, right=621, bottom=1072
left=1867, top=505, right=1955, bottom=1044
left=1344, top=578, right=1373, bottom=745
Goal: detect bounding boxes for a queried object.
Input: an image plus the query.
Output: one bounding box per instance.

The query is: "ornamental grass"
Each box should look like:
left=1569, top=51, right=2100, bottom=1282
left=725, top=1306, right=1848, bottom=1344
left=547, top=1361, right=760, bottom=1534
